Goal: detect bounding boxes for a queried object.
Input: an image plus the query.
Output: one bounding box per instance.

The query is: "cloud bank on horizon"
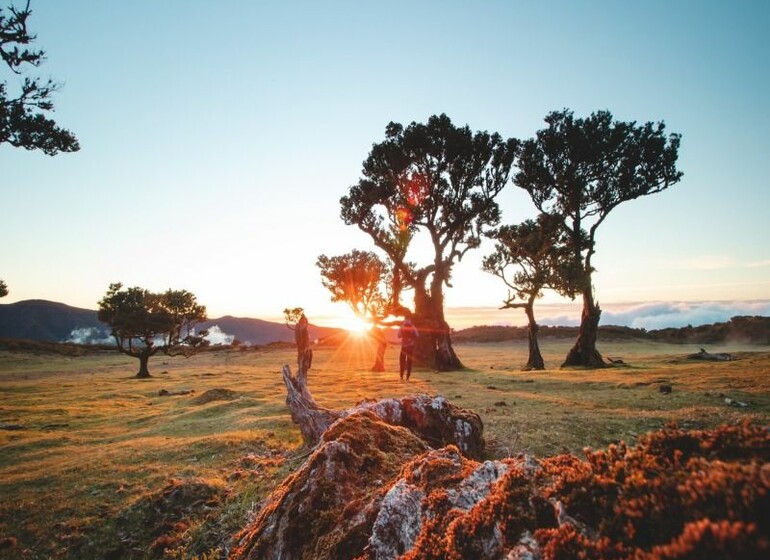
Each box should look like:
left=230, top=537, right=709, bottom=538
left=599, top=301, right=770, bottom=330
left=448, top=300, right=770, bottom=331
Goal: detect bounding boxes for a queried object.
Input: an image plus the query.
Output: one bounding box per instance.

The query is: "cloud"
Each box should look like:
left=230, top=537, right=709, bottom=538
left=65, top=327, right=112, bottom=344
left=599, top=301, right=770, bottom=330
left=204, top=325, right=235, bottom=345
left=746, top=260, right=770, bottom=268
left=446, top=300, right=770, bottom=330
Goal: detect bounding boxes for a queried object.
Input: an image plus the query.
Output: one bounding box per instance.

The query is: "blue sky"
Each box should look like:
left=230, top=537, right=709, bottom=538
left=1, top=1, right=768, bottom=329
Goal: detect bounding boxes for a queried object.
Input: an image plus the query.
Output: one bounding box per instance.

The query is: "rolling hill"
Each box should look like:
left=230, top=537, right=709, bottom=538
left=0, top=300, right=336, bottom=346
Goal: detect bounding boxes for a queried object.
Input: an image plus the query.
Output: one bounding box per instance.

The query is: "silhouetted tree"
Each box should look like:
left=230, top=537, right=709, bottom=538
left=97, top=283, right=208, bottom=378
left=283, top=307, right=304, bottom=330
left=0, top=279, right=7, bottom=297
left=317, top=250, right=393, bottom=371
left=516, top=109, right=682, bottom=367
left=483, top=215, right=571, bottom=370
left=340, top=114, right=518, bottom=371
left=283, top=307, right=312, bottom=370
left=1, top=1, right=78, bottom=154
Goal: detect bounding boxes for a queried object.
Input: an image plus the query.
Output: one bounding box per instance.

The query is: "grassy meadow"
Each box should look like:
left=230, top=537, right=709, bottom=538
left=1, top=337, right=769, bottom=559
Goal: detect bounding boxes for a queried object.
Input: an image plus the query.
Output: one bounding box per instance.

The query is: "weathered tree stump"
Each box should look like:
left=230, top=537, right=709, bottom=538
left=281, top=364, right=341, bottom=446
left=280, top=363, right=485, bottom=458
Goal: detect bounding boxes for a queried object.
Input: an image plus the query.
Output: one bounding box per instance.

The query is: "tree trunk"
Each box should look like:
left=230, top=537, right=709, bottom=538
left=562, top=286, right=606, bottom=368
left=523, top=303, right=545, bottom=371
left=135, top=353, right=151, bottom=378
left=412, top=284, right=463, bottom=372
left=371, top=330, right=387, bottom=372
left=280, top=361, right=485, bottom=455
left=281, top=363, right=341, bottom=446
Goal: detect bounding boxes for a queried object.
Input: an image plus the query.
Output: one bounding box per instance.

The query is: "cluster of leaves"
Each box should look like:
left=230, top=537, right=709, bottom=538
left=1, top=0, right=79, bottom=154
left=534, top=421, right=769, bottom=558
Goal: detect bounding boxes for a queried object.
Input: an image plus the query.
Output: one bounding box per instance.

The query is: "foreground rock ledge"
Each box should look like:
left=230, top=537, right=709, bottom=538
left=230, top=366, right=770, bottom=559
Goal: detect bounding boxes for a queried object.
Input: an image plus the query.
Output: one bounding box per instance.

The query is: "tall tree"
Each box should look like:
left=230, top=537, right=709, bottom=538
left=1, top=1, right=79, bottom=154
left=483, top=214, right=571, bottom=370
left=317, top=250, right=392, bottom=371
left=97, top=283, right=208, bottom=378
left=515, top=109, right=682, bottom=367
left=0, top=279, right=7, bottom=298
left=340, top=114, right=518, bottom=370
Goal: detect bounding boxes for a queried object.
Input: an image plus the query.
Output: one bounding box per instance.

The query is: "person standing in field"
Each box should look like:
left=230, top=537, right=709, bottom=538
left=398, top=317, right=419, bottom=381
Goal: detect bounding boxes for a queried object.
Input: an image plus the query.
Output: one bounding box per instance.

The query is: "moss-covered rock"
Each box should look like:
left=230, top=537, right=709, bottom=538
left=231, top=420, right=770, bottom=559
left=230, top=412, right=429, bottom=560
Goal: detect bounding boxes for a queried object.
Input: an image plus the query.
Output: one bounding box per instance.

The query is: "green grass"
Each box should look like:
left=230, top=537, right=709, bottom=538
left=1, top=338, right=768, bottom=559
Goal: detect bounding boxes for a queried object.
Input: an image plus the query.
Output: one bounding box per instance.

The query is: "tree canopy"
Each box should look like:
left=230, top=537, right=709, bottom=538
left=317, top=250, right=393, bottom=371
left=97, top=283, right=208, bottom=378
left=317, top=250, right=391, bottom=326
left=515, top=109, right=682, bottom=366
left=0, top=279, right=7, bottom=298
left=340, top=113, right=518, bottom=370
left=0, top=1, right=79, bottom=154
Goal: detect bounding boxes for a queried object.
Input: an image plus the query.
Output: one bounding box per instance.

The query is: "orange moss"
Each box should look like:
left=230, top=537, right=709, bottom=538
left=231, top=412, right=429, bottom=560
left=400, top=422, right=770, bottom=559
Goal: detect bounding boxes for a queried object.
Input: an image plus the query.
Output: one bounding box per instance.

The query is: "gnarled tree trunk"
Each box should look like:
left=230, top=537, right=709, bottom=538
left=280, top=362, right=484, bottom=458
left=412, top=283, right=463, bottom=371
left=523, top=302, right=545, bottom=371
left=281, top=364, right=341, bottom=446
left=562, top=286, right=605, bottom=368
left=370, top=327, right=387, bottom=372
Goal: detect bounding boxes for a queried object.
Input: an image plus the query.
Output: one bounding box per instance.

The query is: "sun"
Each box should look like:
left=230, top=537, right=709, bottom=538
left=341, top=315, right=371, bottom=337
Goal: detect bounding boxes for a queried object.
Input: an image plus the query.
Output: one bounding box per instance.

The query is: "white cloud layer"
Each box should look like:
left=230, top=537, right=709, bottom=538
left=598, top=301, right=770, bottom=330
left=204, top=325, right=235, bottom=345
left=446, top=300, right=770, bottom=331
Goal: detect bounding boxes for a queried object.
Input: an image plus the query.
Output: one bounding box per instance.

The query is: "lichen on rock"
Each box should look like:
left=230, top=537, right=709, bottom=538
left=230, top=412, right=429, bottom=560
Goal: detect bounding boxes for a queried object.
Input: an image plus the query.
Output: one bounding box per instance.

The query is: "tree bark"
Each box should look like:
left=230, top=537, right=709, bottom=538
left=412, top=284, right=463, bottom=371
left=281, top=363, right=341, bottom=446
left=280, top=361, right=484, bottom=456
left=135, top=353, right=151, bottom=378
left=523, top=302, right=545, bottom=371
left=562, top=286, right=606, bottom=368
left=370, top=328, right=387, bottom=372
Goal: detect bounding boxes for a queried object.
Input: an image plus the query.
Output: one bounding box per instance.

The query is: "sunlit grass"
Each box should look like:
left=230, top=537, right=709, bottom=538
left=0, top=340, right=768, bottom=558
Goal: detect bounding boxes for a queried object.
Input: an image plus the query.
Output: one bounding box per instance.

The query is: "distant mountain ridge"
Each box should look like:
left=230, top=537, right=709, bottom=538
left=0, top=300, right=335, bottom=345
left=1, top=300, right=768, bottom=346
left=452, top=316, right=770, bottom=345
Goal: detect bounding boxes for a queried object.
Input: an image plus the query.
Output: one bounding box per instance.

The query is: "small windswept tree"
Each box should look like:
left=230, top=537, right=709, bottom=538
left=1, top=1, right=79, bottom=154
left=317, top=250, right=394, bottom=371
left=340, top=114, right=518, bottom=371
left=97, top=283, right=208, bottom=378
left=283, top=307, right=304, bottom=331
left=284, top=307, right=312, bottom=371
left=483, top=214, right=571, bottom=370
left=516, top=109, right=682, bottom=367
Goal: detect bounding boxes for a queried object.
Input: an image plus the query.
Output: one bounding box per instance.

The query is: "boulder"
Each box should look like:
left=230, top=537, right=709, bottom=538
left=230, top=412, right=429, bottom=559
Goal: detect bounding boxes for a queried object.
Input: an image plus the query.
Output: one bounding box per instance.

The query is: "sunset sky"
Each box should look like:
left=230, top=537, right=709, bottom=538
left=1, top=1, right=768, bottom=331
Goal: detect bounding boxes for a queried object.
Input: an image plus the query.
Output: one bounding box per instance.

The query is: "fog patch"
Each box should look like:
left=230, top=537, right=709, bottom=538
left=205, top=325, right=235, bottom=345
left=65, top=327, right=112, bottom=345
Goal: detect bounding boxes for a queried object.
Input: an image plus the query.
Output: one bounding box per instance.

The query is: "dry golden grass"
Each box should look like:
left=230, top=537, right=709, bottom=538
left=1, top=337, right=768, bottom=559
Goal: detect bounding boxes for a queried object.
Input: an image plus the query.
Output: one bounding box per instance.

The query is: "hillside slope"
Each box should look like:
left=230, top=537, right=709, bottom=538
left=0, top=300, right=333, bottom=345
